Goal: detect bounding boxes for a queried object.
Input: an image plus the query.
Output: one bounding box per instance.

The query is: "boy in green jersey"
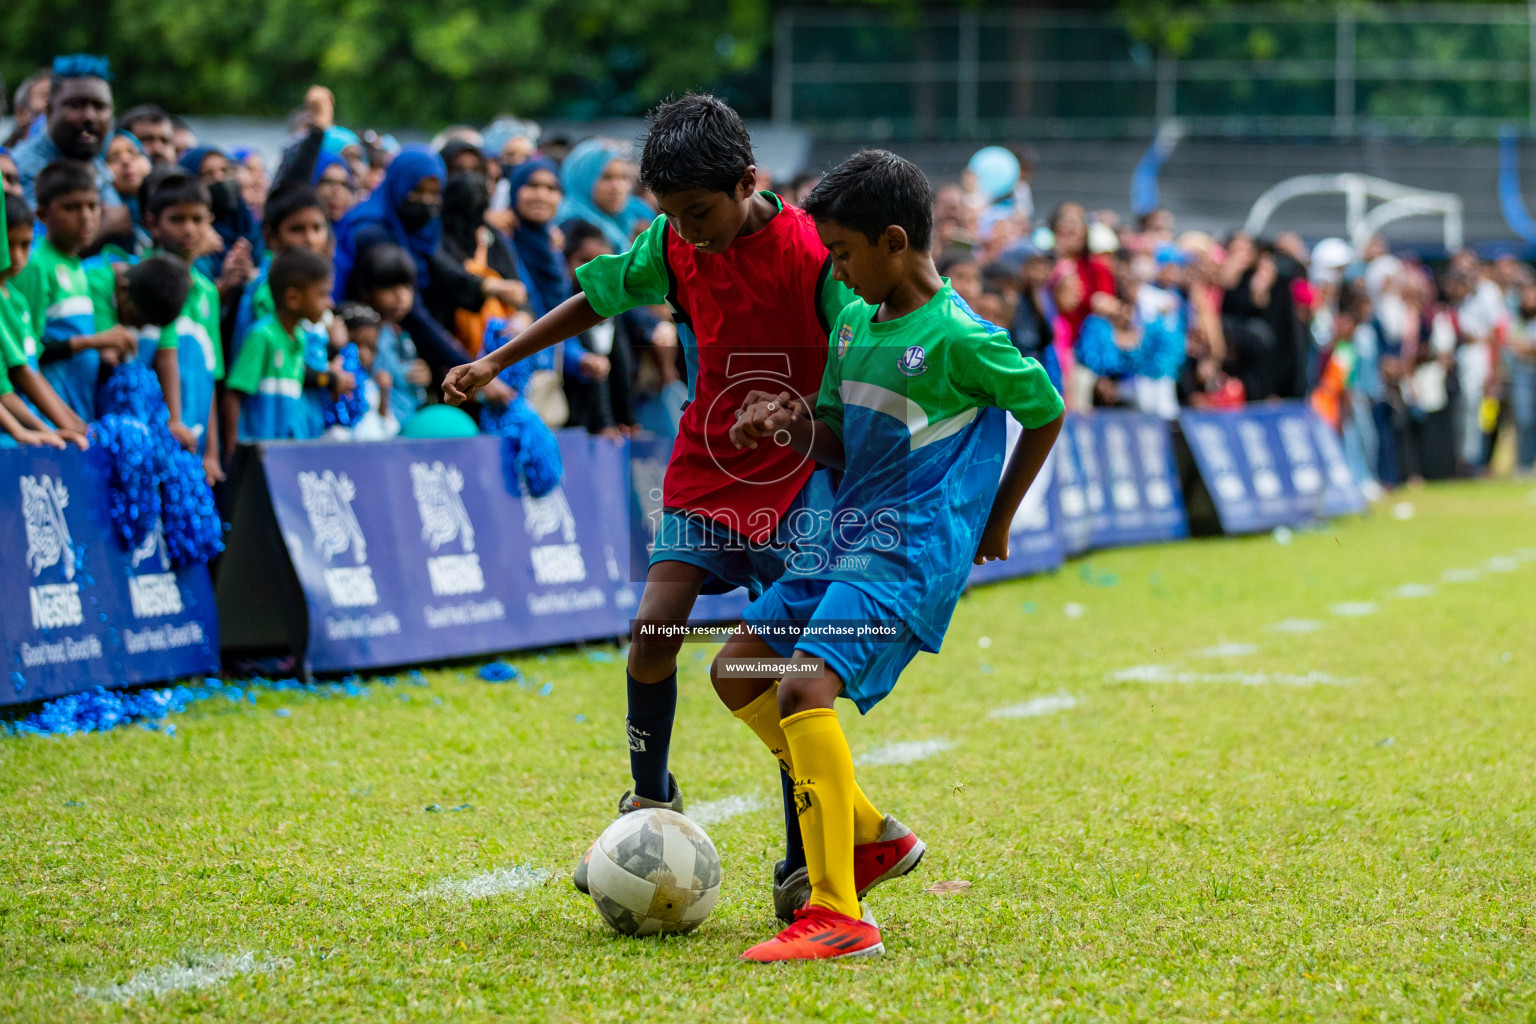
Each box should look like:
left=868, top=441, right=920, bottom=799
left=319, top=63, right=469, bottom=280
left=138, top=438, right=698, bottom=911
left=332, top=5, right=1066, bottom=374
left=720, top=150, right=1064, bottom=961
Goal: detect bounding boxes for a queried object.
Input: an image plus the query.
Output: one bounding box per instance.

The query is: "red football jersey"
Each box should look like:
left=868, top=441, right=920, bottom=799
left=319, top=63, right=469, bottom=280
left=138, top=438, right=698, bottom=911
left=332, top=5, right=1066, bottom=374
left=659, top=201, right=842, bottom=543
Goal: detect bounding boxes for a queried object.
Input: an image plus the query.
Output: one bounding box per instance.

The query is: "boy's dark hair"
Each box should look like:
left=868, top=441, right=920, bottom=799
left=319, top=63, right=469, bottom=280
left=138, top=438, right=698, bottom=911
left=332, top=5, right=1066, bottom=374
left=638, top=93, right=754, bottom=196
left=119, top=103, right=171, bottom=134
left=126, top=256, right=192, bottom=327
left=34, top=160, right=98, bottom=210
left=337, top=301, right=381, bottom=333
left=142, top=167, right=210, bottom=219
left=262, top=183, right=325, bottom=236
left=802, top=149, right=933, bottom=252
left=351, top=242, right=416, bottom=294
left=563, top=219, right=611, bottom=261
left=4, top=194, right=34, bottom=231
left=268, top=247, right=333, bottom=309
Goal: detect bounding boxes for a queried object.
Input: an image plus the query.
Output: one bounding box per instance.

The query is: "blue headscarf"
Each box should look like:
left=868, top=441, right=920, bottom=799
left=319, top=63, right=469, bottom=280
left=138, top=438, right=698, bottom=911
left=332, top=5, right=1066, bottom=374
left=177, top=145, right=223, bottom=178
left=177, top=145, right=260, bottom=274
left=333, top=144, right=445, bottom=300
left=322, top=126, right=363, bottom=158
left=508, top=157, right=569, bottom=318
left=556, top=138, right=640, bottom=253
left=310, top=151, right=354, bottom=188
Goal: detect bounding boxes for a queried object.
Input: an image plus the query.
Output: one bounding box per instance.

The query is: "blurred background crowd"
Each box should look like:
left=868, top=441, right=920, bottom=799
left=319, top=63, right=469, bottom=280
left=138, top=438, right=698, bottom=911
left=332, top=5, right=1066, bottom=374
left=2, top=56, right=1533, bottom=501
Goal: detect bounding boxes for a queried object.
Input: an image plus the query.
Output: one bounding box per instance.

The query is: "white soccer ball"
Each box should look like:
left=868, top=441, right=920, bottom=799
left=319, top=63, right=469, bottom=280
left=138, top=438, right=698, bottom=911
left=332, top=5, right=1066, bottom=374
left=586, top=808, right=721, bottom=936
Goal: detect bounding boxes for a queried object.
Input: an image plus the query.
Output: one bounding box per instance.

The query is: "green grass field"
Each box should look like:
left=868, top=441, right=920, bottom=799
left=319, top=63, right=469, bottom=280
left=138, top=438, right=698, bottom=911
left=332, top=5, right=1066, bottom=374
left=3, top=481, right=1534, bottom=1023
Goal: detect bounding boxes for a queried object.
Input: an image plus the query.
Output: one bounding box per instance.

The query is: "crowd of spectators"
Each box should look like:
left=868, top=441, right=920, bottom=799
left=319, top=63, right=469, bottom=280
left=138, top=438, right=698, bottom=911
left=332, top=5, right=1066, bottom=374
left=2, top=57, right=1533, bottom=500
left=939, top=147, right=1536, bottom=491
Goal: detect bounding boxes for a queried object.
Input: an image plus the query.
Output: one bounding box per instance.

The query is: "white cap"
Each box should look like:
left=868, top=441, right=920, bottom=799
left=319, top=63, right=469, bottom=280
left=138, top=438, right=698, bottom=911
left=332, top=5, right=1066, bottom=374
left=1311, top=237, right=1353, bottom=271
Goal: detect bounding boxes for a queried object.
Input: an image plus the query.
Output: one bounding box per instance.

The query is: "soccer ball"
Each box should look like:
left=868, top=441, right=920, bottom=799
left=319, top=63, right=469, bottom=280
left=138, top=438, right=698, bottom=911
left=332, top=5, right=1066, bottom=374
left=587, top=808, right=721, bottom=936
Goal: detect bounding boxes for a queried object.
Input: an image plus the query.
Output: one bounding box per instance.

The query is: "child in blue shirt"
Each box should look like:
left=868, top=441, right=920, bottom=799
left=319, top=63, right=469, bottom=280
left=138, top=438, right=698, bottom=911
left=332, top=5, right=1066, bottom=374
left=222, top=248, right=344, bottom=446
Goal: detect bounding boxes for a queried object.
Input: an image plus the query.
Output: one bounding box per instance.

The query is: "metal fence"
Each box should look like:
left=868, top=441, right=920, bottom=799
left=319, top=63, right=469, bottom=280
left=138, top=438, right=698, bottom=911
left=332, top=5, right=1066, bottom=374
left=773, top=3, right=1536, bottom=140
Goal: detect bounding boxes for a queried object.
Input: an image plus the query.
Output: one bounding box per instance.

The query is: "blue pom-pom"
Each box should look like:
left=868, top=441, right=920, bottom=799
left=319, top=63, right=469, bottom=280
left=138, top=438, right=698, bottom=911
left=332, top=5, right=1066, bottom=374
left=323, top=344, right=368, bottom=428
left=481, top=398, right=563, bottom=498
left=159, top=446, right=225, bottom=565
left=94, top=364, right=225, bottom=564
left=52, top=54, right=113, bottom=81
left=90, top=414, right=162, bottom=549
left=99, top=360, right=166, bottom=423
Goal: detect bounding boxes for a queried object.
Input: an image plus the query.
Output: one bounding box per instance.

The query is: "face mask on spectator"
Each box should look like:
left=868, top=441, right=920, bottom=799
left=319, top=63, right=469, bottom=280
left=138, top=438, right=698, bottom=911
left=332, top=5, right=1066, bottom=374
left=399, top=199, right=440, bottom=231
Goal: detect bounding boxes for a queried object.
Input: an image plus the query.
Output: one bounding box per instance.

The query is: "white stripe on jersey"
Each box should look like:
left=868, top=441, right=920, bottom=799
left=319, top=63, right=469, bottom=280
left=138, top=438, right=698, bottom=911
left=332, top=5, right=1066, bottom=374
left=838, top=379, right=978, bottom=450
left=257, top=377, right=302, bottom=398
left=45, top=295, right=95, bottom=321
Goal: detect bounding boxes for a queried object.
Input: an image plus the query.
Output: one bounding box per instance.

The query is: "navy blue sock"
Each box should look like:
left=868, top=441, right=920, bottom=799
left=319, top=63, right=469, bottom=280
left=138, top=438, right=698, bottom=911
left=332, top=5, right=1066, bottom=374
left=626, top=669, right=677, bottom=803
left=779, top=767, right=807, bottom=876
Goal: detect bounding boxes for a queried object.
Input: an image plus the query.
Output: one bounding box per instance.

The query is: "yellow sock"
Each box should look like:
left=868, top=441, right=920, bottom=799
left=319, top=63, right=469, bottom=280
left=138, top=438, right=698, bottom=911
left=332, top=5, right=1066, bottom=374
left=733, top=686, right=794, bottom=775
left=782, top=708, right=860, bottom=919
left=733, top=687, right=886, bottom=845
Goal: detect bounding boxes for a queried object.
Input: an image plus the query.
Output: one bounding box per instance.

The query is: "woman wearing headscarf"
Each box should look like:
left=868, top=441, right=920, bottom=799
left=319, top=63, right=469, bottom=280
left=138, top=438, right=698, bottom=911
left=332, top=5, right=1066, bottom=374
left=439, top=170, right=526, bottom=350
left=509, top=157, right=570, bottom=318
left=556, top=138, right=649, bottom=253
left=179, top=144, right=263, bottom=282
left=332, top=145, right=522, bottom=379
left=311, top=151, right=357, bottom=223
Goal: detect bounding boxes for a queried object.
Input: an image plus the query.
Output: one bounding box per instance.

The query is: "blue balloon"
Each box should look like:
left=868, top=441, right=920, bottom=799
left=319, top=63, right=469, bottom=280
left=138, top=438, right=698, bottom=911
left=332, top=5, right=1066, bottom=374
left=968, top=146, right=1020, bottom=203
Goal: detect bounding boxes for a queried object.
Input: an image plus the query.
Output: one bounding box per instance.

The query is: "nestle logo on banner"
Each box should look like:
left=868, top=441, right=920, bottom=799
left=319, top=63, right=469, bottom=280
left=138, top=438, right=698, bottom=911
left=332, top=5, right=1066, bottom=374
left=1136, top=424, right=1175, bottom=509
left=410, top=460, right=485, bottom=597
left=523, top=488, right=586, bottom=585
left=299, top=469, right=379, bottom=607
left=1103, top=423, right=1140, bottom=512
left=127, top=522, right=184, bottom=618
left=1191, top=423, right=1248, bottom=502
left=22, top=474, right=84, bottom=629
left=1237, top=422, right=1282, bottom=499
left=128, top=574, right=183, bottom=618
left=1278, top=416, right=1323, bottom=494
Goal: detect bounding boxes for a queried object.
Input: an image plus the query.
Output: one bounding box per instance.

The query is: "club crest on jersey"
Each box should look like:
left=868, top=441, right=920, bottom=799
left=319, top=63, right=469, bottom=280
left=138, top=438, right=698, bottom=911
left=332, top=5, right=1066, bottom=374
left=897, top=345, right=928, bottom=376
left=836, top=324, right=853, bottom=358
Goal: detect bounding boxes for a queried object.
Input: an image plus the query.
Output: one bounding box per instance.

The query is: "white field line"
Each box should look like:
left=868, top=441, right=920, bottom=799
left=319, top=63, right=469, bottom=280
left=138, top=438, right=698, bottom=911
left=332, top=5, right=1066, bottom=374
left=689, top=794, right=767, bottom=827
left=1392, top=583, right=1437, bottom=599
left=412, top=865, right=550, bottom=902
left=77, top=952, right=292, bottom=1003
left=856, top=738, right=956, bottom=766
left=1329, top=601, right=1380, bottom=617
left=1196, top=642, right=1260, bottom=658
left=1269, top=618, right=1324, bottom=634
left=1109, top=664, right=1355, bottom=686
left=1441, top=568, right=1484, bottom=583
left=1485, top=556, right=1520, bottom=573
left=988, top=693, right=1078, bottom=719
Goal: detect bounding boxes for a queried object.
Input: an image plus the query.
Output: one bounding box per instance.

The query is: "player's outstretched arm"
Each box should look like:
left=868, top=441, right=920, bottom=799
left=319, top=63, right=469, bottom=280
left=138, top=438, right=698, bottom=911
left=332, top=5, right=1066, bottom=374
left=974, top=411, right=1064, bottom=564
left=442, top=293, right=606, bottom=405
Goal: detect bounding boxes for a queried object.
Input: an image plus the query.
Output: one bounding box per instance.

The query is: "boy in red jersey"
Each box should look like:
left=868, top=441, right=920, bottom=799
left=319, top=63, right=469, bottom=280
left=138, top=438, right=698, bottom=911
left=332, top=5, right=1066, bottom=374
left=444, top=95, right=922, bottom=919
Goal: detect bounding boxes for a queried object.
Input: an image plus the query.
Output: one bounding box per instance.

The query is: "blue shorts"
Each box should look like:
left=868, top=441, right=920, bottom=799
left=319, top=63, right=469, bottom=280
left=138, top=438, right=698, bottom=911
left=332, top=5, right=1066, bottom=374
left=742, top=578, right=923, bottom=714
left=649, top=469, right=834, bottom=599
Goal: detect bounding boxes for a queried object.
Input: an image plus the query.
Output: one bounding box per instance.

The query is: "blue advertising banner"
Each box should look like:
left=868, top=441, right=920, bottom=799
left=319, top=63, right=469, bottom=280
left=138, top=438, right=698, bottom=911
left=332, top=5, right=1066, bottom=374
left=0, top=446, right=219, bottom=706
left=1179, top=402, right=1360, bottom=534
left=967, top=416, right=1065, bottom=585
left=1054, top=414, right=1100, bottom=556
left=259, top=432, right=630, bottom=674
left=1083, top=410, right=1189, bottom=548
